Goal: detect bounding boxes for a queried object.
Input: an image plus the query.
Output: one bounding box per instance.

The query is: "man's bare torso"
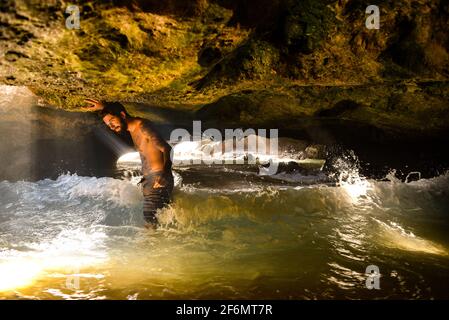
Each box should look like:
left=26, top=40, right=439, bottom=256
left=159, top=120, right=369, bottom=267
left=128, top=118, right=172, bottom=176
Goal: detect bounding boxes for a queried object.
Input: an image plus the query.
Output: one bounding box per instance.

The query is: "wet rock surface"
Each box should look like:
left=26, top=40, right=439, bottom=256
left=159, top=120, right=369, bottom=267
left=0, top=0, right=448, bottom=144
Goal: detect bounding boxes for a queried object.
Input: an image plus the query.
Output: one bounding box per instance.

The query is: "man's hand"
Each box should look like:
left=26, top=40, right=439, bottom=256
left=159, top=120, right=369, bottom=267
left=80, top=98, right=105, bottom=112
left=152, top=175, right=166, bottom=189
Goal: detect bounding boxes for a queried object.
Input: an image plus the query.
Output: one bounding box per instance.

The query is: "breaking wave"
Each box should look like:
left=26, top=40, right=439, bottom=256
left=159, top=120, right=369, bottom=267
left=0, top=156, right=448, bottom=298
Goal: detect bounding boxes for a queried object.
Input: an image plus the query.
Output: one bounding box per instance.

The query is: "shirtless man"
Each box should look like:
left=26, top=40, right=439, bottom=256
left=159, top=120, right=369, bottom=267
left=83, top=99, right=174, bottom=228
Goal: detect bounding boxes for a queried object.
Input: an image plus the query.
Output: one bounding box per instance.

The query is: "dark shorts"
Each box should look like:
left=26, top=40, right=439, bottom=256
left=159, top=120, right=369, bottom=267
left=141, top=170, right=174, bottom=224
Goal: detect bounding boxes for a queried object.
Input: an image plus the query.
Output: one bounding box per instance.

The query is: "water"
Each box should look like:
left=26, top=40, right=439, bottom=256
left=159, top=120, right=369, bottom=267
left=0, top=156, right=448, bottom=299
left=1, top=85, right=448, bottom=299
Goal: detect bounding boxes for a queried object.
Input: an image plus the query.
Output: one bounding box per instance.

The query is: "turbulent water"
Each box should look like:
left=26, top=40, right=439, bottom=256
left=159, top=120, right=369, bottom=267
left=0, top=152, right=448, bottom=299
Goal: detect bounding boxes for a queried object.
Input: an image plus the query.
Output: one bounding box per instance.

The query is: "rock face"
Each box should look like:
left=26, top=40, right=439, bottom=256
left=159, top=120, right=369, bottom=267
left=0, top=0, right=448, bottom=140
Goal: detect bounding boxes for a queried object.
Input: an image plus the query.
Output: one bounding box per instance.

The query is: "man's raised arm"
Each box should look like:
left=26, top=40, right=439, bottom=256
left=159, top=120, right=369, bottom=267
left=80, top=99, right=105, bottom=112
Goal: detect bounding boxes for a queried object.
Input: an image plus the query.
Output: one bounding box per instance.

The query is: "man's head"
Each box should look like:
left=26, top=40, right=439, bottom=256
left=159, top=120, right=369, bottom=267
left=99, top=102, right=129, bottom=133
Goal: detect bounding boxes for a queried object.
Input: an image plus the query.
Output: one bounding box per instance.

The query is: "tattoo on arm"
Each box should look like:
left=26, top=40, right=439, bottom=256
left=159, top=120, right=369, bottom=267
left=141, top=122, right=167, bottom=148
left=140, top=121, right=157, bottom=139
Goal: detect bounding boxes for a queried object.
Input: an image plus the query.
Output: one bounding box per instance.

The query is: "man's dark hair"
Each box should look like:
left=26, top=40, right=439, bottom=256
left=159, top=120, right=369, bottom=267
left=99, top=102, right=129, bottom=118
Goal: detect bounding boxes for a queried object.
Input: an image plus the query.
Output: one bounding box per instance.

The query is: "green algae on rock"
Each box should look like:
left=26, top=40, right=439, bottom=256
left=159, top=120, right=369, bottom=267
left=0, top=0, right=448, bottom=138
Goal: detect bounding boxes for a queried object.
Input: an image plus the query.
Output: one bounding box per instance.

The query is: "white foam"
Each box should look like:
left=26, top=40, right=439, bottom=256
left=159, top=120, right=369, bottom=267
left=118, top=134, right=325, bottom=166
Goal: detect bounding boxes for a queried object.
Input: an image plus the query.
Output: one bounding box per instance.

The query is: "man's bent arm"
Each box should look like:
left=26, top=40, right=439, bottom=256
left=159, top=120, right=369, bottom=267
left=140, top=121, right=172, bottom=171
left=153, top=138, right=172, bottom=171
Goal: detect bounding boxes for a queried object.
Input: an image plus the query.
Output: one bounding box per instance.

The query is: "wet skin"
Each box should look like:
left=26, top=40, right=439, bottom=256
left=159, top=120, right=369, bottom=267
left=102, top=113, right=172, bottom=188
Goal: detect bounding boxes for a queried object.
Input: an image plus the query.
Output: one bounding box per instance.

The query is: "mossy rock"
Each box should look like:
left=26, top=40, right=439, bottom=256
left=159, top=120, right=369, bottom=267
left=197, top=90, right=304, bottom=126
left=75, top=43, right=117, bottom=72
left=194, top=39, right=280, bottom=88
left=280, top=0, right=335, bottom=54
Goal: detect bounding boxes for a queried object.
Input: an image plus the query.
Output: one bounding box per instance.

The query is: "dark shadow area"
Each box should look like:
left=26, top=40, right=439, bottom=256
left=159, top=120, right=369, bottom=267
left=196, top=115, right=449, bottom=180
left=1, top=98, right=448, bottom=182
left=0, top=105, right=124, bottom=181
left=0, top=100, right=195, bottom=182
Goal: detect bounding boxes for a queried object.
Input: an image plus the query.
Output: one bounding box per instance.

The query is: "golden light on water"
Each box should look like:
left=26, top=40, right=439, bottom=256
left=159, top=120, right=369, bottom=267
left=0, top=255, right=102, bottom=293
left=389, top=235, right=447, bottom=256
left=0, top=260, right=42, bottom=291
left=340, top=176, right=448, bottom=256
left=0, top=229, right=108, bottom=293
left=341, top=177, right=371, bottom=202
left=375, top=219, right=448, bottom=256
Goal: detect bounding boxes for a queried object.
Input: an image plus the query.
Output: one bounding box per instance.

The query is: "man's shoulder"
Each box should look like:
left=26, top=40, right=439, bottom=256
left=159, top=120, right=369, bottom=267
left=131, top=117, right=151, bottom=128
left=134, top=117, right=153, bottom=125
left=135, top=118, right=157, bottom=136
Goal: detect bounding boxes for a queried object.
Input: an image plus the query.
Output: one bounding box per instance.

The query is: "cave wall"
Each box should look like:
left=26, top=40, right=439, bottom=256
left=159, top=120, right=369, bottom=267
left=0, top=86, right=120, bottom=181
left=0, top=0, right=448, bottom=139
